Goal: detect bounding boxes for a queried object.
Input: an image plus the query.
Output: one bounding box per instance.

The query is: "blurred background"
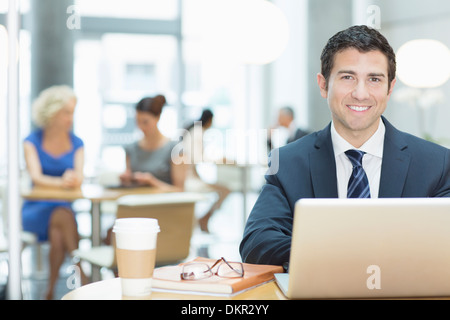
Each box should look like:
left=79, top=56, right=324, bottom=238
left=1, top=0, right=450, bottom=299
left=1, top=0, right=450, bottom=179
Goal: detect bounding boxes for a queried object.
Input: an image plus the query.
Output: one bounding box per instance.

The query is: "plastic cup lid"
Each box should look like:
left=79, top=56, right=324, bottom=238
left=112, top=218, right=160, bottom=234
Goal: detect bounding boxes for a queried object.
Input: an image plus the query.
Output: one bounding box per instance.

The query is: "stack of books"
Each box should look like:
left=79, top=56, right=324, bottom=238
left=152, top=257, right=283, bottom=296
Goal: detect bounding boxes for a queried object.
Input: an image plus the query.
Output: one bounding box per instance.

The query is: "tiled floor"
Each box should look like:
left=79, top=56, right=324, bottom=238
left=17, top=191, right=259, bottom=300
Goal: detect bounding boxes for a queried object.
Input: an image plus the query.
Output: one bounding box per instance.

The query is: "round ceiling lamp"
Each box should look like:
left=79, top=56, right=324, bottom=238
left=396, top=39, right=450, bottom=88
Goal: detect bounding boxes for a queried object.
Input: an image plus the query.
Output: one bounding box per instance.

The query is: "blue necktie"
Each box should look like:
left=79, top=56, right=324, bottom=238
left=345, top=149, right=371, bottom=198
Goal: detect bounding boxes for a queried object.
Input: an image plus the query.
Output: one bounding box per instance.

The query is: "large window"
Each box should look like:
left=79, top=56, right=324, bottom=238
left=0, top=25, right=8, bottom=177
left=73, top=0, right=270, bottom=178
left=181, top=0, right=270, bottom=164
left=3, top=0, right=281, bottom=181
left=75, top=0, right=178, bottom=20
left=0, top=26, right=31, bottom=176
left=74, top=34, right=179, bottom=177
left=0, top=0, right=30, bottom=14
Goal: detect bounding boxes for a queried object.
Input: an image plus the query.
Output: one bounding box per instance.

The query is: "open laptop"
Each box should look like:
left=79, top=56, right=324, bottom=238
left=275, top=197, right=450, bottom=299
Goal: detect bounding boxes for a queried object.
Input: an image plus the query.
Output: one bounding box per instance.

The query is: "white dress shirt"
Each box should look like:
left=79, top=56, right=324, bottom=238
left=287, top=121, right=297, bottom=141
left=331, top=120, right=385, bottom=198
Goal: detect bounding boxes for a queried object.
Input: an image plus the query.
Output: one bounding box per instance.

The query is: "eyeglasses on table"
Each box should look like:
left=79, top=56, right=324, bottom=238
left=180, top=257, right=244, bottom=280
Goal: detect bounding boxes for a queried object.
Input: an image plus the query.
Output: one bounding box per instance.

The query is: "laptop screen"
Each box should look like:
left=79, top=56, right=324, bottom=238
left=285, top=198, right=450, bottom=299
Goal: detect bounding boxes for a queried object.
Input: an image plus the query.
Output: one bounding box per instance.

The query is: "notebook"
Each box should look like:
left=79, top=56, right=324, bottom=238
left=275, top=197, right=450, bottom=299
left=152, top=257, right=283, bottom=295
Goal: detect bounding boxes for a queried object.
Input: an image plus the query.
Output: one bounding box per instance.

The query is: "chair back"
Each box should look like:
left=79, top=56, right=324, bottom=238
left=114, top=192, right=205, bottom=265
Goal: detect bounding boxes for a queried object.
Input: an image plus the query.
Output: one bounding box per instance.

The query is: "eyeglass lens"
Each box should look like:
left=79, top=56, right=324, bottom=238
left=181, top=263, right=212, bottom=280
left=181, top=258, right=244, bottom=280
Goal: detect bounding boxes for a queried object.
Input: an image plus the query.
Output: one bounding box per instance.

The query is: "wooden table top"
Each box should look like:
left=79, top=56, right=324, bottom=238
left=21, top=184, right=174, bottom=202
left=62, top=277, right=287, bottom=300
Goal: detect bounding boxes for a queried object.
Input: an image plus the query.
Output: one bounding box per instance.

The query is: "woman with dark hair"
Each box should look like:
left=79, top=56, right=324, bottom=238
left=183, top=109, right=230, bottom=233
left=119, top=94, right=186, bottom=191
left=184, top=109, right=214, bottom=132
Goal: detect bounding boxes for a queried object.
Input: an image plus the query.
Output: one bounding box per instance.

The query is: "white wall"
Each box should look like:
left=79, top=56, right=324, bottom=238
left=379, top=0, right=450, bottom=146
left=270, top=0, right=309, bottom=130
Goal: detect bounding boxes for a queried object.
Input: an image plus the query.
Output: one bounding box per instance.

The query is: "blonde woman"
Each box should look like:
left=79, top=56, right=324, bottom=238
left=22, top=85, right=86, bottom=299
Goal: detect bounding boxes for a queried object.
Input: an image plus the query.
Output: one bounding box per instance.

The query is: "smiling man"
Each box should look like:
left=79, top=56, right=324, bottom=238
left=240, top=25, right=450, bottom=267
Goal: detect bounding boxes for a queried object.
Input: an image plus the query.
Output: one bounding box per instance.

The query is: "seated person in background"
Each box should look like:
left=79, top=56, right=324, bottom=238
left=182, top=109, right=231, bottom=233
left=267, top=106, right=309, bottom=150
left=103, top=95, right=186, bottom=246
left=22, top=85, right=87, bottom=299
left=240, top=25, right=450, bottom=268
left=119, top=94, right=186, bottom=191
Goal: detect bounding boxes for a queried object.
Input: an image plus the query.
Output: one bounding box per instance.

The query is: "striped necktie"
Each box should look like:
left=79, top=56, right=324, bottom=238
left=345, top=149, right=371, bottom=198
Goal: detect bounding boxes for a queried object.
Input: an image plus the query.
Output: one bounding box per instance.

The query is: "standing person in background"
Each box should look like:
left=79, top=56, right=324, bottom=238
left=22, top=85, right=87, bottom=299
left=267, top=106, right=309, bottom=150
left=182, top=109, right=231, bottom=233
left=119, top=94, right=186, bottom=191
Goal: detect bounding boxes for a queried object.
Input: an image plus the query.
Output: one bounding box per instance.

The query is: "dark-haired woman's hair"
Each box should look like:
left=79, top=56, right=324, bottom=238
left=198, top=109, right=213, bottom=126
left=135, top=94, right=166, bottom=117
left=185, top=108, right=214, bottom=131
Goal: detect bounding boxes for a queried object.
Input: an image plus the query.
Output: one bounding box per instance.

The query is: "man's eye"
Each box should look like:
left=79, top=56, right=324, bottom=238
left=370, top=77, right=381, bottom=82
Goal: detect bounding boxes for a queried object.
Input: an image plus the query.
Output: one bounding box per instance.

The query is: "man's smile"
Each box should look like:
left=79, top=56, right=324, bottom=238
left=347, top=105, right=371, bottom=112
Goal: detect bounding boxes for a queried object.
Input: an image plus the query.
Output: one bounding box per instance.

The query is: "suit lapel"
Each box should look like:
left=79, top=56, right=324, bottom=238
left=310, top=124, right=338, bottom=198
left=308, top=118, right=410, bottom=198
left=378, top=117, right=411, bottom=197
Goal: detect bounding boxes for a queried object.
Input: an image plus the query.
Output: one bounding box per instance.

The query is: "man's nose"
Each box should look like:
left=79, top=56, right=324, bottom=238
left=351, top=81, right=370, bottom=101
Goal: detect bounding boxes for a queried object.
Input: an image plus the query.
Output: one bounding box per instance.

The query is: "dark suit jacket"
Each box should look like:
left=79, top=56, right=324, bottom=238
left=240, top=117, right=450, bottom=266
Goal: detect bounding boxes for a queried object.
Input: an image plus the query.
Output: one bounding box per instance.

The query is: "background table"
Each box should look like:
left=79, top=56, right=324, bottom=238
left=21, top=184, right=174, bottom=246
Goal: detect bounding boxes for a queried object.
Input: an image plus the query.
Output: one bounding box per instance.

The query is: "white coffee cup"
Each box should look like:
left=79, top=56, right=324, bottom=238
left=113, top=218, right=160, bottom=299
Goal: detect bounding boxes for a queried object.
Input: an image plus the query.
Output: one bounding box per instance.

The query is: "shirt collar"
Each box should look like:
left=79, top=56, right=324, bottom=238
left=288, top=121, right=296, bottom=135
left=331, top=119, right=385, bottom=158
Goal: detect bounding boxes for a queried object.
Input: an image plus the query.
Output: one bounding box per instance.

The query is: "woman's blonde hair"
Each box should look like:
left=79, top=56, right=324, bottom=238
left=32, top=85, right=77, bottom=128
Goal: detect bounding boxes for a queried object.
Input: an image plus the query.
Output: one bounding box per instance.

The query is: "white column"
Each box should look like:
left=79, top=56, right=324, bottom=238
left=7, top=0, right=22, bottom=300
left=352, top=0, right=372, bottom=26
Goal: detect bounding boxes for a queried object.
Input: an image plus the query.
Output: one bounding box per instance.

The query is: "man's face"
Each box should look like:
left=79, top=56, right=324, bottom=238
left=317, top=48, right=396, bottom=146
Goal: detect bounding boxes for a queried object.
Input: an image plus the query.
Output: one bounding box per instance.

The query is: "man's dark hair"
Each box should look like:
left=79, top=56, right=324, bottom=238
left=320, top=25, right=396, bottom=91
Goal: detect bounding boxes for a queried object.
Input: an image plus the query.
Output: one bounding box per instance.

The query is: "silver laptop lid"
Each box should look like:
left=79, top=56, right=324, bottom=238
left=288, top=198, right=450, bottom=299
